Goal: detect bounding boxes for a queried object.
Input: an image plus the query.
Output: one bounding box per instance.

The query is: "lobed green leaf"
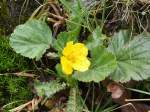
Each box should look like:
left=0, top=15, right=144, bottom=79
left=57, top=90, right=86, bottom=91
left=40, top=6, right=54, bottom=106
left=108, top=30, right=150, bottom=82
left=10, top=19, right=52, bottom=60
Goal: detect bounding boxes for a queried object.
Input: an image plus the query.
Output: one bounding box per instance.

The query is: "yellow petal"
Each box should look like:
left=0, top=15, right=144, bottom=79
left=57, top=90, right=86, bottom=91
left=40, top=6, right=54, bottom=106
left=74, top=43, right=88, bottom=56
left=61, top=56, right=73, bottom=75
left=72, top=56, right=90, bottom=72
left=63, top=41, right=74, bottom=57
left=61, top=41, right=90, bottom=74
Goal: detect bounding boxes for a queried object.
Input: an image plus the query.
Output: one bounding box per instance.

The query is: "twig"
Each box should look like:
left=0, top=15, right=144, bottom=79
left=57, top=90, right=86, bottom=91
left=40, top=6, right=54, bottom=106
left=125, top=99, right=150, bottom=102
left=9, top=100, right=32, bottom=112
left=109, top=103, right=137, bottom=112
left=13, top=72, right=36, bottom=78
left=50, top=4, right=61, bottom=16
left=48, top=12, right=65, bottom=20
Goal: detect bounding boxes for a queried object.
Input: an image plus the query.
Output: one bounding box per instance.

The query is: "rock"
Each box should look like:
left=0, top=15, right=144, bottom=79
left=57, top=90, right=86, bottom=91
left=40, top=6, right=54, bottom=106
left=107, top=82, right=150, bottom=112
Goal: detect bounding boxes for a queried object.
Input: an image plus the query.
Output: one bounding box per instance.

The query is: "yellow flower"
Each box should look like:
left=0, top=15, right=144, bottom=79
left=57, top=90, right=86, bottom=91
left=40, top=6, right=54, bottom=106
left=61, top=41, right=91, bottom=75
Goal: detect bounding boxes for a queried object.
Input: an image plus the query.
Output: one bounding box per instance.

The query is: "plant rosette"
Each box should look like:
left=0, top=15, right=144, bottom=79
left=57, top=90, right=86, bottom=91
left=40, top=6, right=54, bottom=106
left=9, top=19, right=117, bottom=84
left=9, top=18, right=150, bottom=112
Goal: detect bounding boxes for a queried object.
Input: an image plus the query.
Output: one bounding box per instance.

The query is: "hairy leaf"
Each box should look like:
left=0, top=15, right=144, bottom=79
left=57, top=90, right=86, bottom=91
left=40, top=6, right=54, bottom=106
left=66, top=88, right=83, bottom=112
left=10, top=19, right=52, bottom=60
left=35, top=80, right=66, bottom=97
left=73, top=46, right=117, bottom=82
left=108, top=30, right=150, bottom=82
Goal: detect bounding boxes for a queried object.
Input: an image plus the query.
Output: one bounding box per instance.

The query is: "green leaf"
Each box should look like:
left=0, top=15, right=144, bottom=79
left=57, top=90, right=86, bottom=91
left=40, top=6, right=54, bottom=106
left=55, top=64, right=65, bottom=78
left=60, top=0, right=85, bottom=33
left=59, top=0, right=73, bottom=12
left=53, top=31, right=78, bottom=54
left=108, top=30, right=150, bottom=82
left=10, top=19, right=52, bottom=60
left=66, top=87, right=83, bottom=112
left=35, top=80, right=66, bottom=97
left=108, top=30, right=131, bottom=55
left=86, top=26, right=107, bottom=50
left=73, top=46, right=117, bottom=82
left=58, top=0, right=87, bottom=45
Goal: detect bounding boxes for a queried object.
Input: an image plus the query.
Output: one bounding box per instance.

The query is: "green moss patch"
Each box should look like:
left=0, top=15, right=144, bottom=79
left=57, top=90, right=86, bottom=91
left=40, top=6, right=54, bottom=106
left=0, top=75, right=32, bottom=111
left=0, top=36, right=32, bottom=72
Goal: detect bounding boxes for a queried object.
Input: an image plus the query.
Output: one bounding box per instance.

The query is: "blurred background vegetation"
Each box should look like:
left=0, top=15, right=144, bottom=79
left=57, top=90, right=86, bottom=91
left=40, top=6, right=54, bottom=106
left=0, top=0, right=43, bottom=35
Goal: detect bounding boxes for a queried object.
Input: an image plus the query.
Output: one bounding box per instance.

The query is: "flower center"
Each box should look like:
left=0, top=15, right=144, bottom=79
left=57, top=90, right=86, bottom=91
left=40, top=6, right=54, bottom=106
left=67, top=53, right=76, bottom=63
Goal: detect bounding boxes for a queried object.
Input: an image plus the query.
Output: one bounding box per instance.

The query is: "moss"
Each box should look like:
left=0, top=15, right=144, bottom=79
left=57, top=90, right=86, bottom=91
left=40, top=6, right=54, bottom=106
left=0, top=36, right=33, bottom=110
left=0, top=75, right=32, bottom=111
left=0, top=36, right=33, bottom=72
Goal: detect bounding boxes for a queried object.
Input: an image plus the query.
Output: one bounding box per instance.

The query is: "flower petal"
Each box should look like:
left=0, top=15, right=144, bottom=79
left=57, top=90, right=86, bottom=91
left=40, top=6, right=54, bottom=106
left=61, top=56, right=73, bottom=75
left=63, top=41, right=74, bottom=57
left=72, top=56, right=91, bottom=72
left=74, top=43, right=88, bottom=56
